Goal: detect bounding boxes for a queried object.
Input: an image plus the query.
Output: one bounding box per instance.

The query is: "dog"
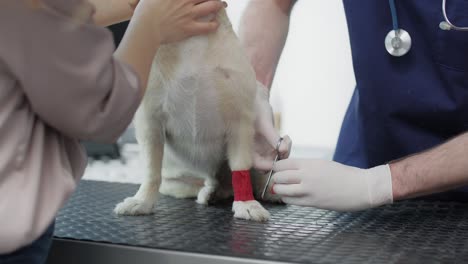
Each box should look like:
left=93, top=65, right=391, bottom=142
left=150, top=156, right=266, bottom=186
left=114, top=8, right=278, bottom=221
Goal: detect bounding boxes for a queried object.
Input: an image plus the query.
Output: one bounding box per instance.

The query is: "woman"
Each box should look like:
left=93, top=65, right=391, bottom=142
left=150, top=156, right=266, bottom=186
left=0, top=0, right=225, bottom=262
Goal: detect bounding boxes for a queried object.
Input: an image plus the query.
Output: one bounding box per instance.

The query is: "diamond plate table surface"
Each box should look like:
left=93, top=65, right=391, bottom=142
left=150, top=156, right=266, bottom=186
left=54, top=180, right=468, bottom=264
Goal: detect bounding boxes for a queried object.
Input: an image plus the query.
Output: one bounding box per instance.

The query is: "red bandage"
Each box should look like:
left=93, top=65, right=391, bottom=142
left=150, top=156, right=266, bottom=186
left=232, top=170, right=255, bottom=201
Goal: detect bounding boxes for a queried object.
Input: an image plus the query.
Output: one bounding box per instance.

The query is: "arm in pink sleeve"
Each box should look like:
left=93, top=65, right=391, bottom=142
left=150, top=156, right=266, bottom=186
left=0, top=0, right=142, bottom=143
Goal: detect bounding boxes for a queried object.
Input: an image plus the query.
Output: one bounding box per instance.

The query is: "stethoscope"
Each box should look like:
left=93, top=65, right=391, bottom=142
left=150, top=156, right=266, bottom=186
left=386, top=0, right=468, bottom=57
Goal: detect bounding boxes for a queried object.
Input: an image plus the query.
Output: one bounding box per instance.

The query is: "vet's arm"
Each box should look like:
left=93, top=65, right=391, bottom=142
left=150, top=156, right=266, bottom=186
left=88, top=0, right=138, bottom=26
left=390, top=132, right=468, bottom=200
left=272, top=132, right=468, bottom=211
left=239, top=0, right=296, bottom=88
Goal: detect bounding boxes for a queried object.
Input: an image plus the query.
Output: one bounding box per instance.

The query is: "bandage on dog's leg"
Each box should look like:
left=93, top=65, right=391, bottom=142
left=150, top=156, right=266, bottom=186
left=226, top=120, right=255, bottom=201
left=232, top=170, right=255, bottom=201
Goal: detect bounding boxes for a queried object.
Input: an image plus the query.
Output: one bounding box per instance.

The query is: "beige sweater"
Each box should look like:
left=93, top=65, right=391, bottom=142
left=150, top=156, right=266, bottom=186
left=0, top=0, right=141, bottom=253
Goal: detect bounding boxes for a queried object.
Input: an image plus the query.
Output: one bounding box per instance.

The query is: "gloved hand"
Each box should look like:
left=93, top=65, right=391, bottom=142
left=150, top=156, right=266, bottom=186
left=253, top=81, right=292, bottom=172
left=272, top=159, right=393, bottom=211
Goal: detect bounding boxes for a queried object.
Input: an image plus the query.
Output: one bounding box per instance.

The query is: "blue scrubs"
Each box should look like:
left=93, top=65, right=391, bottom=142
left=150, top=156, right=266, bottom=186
left=334, top=1, right=468, bottom=170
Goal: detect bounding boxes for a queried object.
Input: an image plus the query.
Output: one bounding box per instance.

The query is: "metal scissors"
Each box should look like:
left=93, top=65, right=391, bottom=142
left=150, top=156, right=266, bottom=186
left=261, top=137, right=283, bottom=199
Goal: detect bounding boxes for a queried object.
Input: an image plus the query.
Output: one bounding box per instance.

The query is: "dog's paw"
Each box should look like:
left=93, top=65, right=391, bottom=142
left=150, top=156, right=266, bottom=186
left=232, top=200, right=270, bottom=222
left=196, top=186, right=215, bottom=205
left=114, top=197, right=155, bottom=215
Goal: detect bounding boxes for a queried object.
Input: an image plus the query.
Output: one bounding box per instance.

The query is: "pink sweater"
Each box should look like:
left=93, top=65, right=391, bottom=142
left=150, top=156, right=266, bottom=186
left=0, top=0, right=141, bottom=253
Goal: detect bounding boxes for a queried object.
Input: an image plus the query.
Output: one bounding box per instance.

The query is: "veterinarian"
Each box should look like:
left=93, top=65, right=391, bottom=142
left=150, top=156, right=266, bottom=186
left=0, top=0, right=225, bottom=262
left=243, top=0, right=468, bottom=211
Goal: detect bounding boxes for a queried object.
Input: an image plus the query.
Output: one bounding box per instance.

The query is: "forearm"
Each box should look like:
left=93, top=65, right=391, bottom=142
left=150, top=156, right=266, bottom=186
left=114, top=10, right=160, bottom=96
left=390, top=132, right=468, bottom=200
left=88, top=0, right=136, bottom=26
left=239, top=0, right=295, bottom=88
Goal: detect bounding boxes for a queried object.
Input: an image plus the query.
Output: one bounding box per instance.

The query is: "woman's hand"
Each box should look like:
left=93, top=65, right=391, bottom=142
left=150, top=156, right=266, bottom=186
left=115, top=0, right=225, bottom=94
left=135, top=0, right=226, bottom=44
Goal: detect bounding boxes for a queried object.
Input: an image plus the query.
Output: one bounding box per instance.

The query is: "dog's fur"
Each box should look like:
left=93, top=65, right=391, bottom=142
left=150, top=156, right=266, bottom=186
left=114, top=9, right=276, bottom=221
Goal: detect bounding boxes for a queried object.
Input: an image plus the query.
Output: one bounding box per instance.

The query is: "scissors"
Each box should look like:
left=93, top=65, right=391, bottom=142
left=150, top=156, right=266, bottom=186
left=261, top=137, right=283, bottom=199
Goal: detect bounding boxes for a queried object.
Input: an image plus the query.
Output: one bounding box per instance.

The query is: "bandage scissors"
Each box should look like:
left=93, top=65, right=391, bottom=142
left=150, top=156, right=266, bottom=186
left=261, top=137, right=283, bottom=199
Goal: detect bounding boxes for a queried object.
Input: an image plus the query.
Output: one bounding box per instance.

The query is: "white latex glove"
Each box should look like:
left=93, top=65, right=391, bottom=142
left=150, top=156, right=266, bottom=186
left=253, top=81, right=292, bottom=172
left=272, top=159, right=393, bottom=212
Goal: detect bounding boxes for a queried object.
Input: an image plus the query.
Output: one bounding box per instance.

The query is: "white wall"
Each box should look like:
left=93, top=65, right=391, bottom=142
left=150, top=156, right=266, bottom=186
left=225, top=1, right=356, bottom=153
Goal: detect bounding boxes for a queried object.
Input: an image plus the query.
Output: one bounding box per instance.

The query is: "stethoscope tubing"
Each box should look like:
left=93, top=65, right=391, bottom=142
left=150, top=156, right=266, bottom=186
left=389, top=0, right=399, bottom=31
left=441, top=0, right=468, bottom=31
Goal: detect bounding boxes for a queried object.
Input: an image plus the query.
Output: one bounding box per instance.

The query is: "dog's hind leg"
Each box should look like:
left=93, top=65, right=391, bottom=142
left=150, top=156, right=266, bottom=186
left=196, top=176, right=218, bottom=205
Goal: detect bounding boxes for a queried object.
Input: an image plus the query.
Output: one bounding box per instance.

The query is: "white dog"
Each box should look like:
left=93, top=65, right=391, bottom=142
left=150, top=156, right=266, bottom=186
left=114, top=9, right=275, bottom=221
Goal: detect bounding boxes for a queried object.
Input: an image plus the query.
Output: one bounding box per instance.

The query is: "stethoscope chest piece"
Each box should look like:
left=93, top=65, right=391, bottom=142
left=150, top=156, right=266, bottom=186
left=385, top=29, right=412, bottom=57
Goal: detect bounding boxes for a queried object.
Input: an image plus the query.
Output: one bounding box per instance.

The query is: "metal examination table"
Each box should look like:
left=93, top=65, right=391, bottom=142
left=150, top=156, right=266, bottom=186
left=47, top=180, right=468, bottom=264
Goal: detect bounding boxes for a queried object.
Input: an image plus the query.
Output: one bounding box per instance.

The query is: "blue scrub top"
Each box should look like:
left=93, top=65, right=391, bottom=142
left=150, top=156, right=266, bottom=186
left=334, top=0, right=468, bottom=169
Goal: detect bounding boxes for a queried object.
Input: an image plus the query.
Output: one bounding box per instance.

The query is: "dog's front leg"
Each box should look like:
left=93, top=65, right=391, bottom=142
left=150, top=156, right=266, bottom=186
left=228, top=120, right=270, bottom=222
left=114, top=108, right=165, bottom=216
